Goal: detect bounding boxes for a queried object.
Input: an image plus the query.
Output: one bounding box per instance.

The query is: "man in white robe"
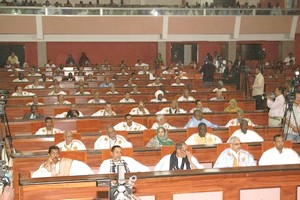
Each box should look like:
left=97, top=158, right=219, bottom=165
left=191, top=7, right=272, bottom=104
left=56, top=130, right=86, bottom=151
left=225, top=110, right=256, bottom=127
left=11, top=86, right=35, bottom=96
left=154, top=142, right=203, bottom=171
left=114, top=114, right=147, bottom=131
left=189, top=100, right=212, bottom=113
left=98, top=145, right=149, bottom=174
left=88, top=91, right=106, bottom=104
left=119, top=91, right=136, bottom=103
left=156, top=99, right=187, bottom=115
left=92, top=102, right=116, bottom=116
left=94, top=126, right=132, bottom=149
left=151, top=114, right=176, bottom=130
left=259, top=134, right=300, bottom=166
left=35, top=117, right=63, bottom=135
left=227, top=119, right=263, bottom=143
left=177, top=89, right=195, bottom=102
left=185, top=123, right=222, bottom=145
left=32, top=146, right=93, bottom=178
left=129, top=100, right=150, bottom=116
left=214, top=136, right=256, bottom=168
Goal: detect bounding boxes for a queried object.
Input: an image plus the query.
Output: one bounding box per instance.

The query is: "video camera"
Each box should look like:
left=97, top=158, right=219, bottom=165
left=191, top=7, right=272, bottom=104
left=285, top=71, right=300, bottom=108
left=96, top=165, right=137, bottom=200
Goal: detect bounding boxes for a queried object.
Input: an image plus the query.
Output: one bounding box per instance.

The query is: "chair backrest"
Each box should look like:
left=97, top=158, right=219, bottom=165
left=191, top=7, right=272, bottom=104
left=161, top=145, right=192, bottom=157
left=143, top=129, right=156, bottom=146
left=101, top=147, right=133, bottom=161
left=54, top=132, right=81, bottom=144
left=60, top=150, right=87, bottom=163
left=186, top=127, right=213, bottom=137
left=261, top=140, right=292, bottom=153
left=216, top=143, right=249, bottom=157
left=228, top=125, right=253, bottom=137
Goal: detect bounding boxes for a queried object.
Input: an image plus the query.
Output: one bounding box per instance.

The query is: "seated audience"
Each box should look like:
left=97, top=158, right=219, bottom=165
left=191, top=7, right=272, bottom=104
left=154, top=142, right=204, bottom=171
left=101, top=59, right=111, bottom=70
left=23, top=105, right=44, bottom=120
left=123, top=78, right=137, bottom=87
left=26, top=95, right=44, bottom=106
left=156, top=99, right=187, bottom=114
left=150, top=90, right=167, bottom=103
left=146, top=127, right=174, bottom=147
left=75, top=85, right=91, bottom=95
left=284, top=52, right=295, bottom=65
left=171, top=77, right=185, bottom=86
left=184, top=110, right=218, bottom=129
left=189, top=100, right=212, bottom=113
left=210, top=91, right=224, bottom=101
left=151, top=114, right=176, bottom=130
left=259, top=134, right=300, bottom=166
left=212, top=80, right=227, bottom=92
left=27, top=67, right=41, bottom=76
left=225, top=110, right=256, bottom=127
left=106, top=85, right=119, bottom=94
left=130, top=85, right=141, bottom=94
left=135, top=59, right=149, bottom=67
left=54, top=94, right=71, bottom=105
left=11, top=86, right=35, bottom=96
left=48, top=79, right=63, bottom=88
left=48, top=85, right=67, bottom=96
left=99, top=77, right=114, bottom=88
left=32, top=146, right=93, bottom=177
left=213, top=136, right=256, bottom=168
left=13, top=72, right=29, bottom=82
left=55, top=104, right=83, bottom=118
left=35, top=117, right=63, bottom=135
left=92, top=102, right=116, bottom=116
left=227, top=119, right=263, bottom=143
left=56, top=130, right=86, bottom=151
left=177, top=89, right=195, bottom=102
left=119, top=91, right=136, bottom=103
left=129, top=100, right=150, bottom=116
left=88, top=91, right=106, bottom=104
left=98, top=145, right=149, bottom=174
left=147, top=77, right=163, bottom=86
left=114, top=114, right=147, bottom=131
left=185, top=123, right=222, bottom=145
left=24, top=79, right=45, bottom=89
left=94, top=126, right=132, bottom=149
left=62, top=72, right=75, bottom=82
left=224, top=99, right=242, bottom=113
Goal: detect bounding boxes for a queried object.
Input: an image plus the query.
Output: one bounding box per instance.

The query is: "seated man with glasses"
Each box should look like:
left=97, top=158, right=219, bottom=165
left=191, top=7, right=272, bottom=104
left=154, top=142, right=204, bottom=171
left=214, top=136, right=256, bottom=168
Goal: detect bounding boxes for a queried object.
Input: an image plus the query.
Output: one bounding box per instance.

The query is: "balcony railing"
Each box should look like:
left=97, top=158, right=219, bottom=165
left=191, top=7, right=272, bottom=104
left=0, top=6, right=299, bottom=16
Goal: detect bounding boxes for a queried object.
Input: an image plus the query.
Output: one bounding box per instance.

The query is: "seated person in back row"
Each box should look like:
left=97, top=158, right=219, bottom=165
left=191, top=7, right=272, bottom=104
left=150, top=90, right=167, bottom=103
left=177, top=89, right=195, bottom=102
left=156, top=99, right=187, bottom=114
left=26, top=95, right=44, bottom=106
left=189, top=100, right=212, bottom=113
left=98, top=145, right=150, bottom=174
left=225, top=110, right=256, bottom=127
left=185, top=123, right=222, bottom=145
left=11, top=86, right=35, bottom=96
left=151, top=114, right=177, bottom=130
left=184, top=110, right=218, bottom=129
left=88, top=91, right=106, bottom=104
left=23, top=105, right=45, bottom=120
left=129, top=100, right=150, bottom=116
left=146, top=127, right=174, bottom=147
left=54, top=94, right=71, bottom=105
left=92, top=102, right=116, bottom=117
left=56, top=130, right=86, bottom=151
left=32, top=146, right=93, bottom=177
left=213, top=136, right=256, bottom=168
left=258, top=134, right=300, bottom=166
left=94, top=126, right=132, bottom=149
left=154, top=142, right=204, bottom=171
left=114, top=114, right=147, bottom=131
left=35, top=117, right=63, bottom=135
left=224, top=99, right=242, bottom=113
left=227, top=119, right=263, bottom=143
left=119, top=91, right=136, bottom=103
left=55, top=104, right=84, bottom=118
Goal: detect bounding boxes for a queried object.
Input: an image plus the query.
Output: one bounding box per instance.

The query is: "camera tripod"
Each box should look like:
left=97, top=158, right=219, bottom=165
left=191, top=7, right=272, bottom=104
left=282, top=100, right=300, bottom=141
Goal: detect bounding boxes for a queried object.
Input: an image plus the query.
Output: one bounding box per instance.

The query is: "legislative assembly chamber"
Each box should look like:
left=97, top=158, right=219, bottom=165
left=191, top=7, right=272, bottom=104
left=0, top=0, right=300, bottom=199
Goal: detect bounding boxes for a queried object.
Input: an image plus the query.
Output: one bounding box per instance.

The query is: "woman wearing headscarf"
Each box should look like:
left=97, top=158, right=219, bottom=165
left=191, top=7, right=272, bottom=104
left=224, top=99, right=242, bottom=113
left=146, top=127, right=174, bottom=147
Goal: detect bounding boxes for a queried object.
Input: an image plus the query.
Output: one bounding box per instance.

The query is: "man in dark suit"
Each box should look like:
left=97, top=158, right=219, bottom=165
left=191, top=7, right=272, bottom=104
left=233, top=55, right=245, bottom=90
left=23, top=105, right=44, bottom=120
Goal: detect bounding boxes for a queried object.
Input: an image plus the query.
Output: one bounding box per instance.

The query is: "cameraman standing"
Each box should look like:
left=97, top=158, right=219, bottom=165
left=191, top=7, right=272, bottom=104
left=267, top=87, right=285, bottom=126
left=252, top=68, right=264, bottom=110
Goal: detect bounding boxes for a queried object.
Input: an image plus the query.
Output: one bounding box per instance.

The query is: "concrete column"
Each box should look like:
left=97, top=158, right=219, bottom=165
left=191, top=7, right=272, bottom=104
left=37, top=42, right=47, bottom=67
left=227, top=41, right=237, bottom=62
